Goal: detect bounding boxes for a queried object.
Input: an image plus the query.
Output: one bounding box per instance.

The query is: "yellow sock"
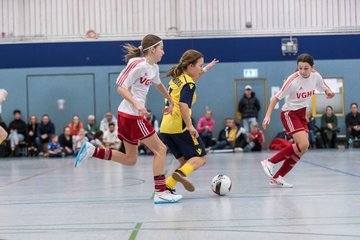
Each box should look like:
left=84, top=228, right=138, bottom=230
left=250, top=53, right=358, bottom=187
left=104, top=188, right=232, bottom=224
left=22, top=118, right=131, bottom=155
left=166, top=176, right=178, bottom=189
left=178, top=163, right=194, bottom=176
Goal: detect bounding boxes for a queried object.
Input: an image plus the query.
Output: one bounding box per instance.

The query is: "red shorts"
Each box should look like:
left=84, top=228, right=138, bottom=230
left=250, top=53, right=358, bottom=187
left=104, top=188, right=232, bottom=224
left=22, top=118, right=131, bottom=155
left=117, top=112, right=155, bottom=145
left=280, top=107, right=309, bottom=135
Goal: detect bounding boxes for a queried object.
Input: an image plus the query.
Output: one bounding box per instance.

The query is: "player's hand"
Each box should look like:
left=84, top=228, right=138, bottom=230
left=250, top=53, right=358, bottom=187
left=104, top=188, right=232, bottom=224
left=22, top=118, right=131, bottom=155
left=204, top=58, right=219, bottom=72
left=188, top=125, right=199, bottom=138
left=165, top=100, right=174, bottom=115
left=262, top=116, right=271, bottom=130
left=325, top=89, right=335, bottom=99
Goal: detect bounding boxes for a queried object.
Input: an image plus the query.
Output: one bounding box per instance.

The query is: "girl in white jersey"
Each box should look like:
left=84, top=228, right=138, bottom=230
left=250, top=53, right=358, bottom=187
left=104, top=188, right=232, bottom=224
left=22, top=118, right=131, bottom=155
left=74, top=34, right=182, bottom=204
left=261, top=53, right=335, bottom=187
left=0, top=89, right=8, bottom=143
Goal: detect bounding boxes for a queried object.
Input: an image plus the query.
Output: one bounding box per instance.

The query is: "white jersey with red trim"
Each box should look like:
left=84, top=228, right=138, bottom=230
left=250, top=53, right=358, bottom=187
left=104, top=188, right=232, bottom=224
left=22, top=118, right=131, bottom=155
left=116, top=57, right=161, bottom=116
left=275, top=70, right=330, bottom=111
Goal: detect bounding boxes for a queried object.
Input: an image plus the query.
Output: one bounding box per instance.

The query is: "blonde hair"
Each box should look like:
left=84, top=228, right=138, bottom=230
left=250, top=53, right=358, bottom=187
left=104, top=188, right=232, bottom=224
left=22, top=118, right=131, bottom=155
left=166, top=49, right=204, bottom=79
left=123, top=34, right=162, bottom=62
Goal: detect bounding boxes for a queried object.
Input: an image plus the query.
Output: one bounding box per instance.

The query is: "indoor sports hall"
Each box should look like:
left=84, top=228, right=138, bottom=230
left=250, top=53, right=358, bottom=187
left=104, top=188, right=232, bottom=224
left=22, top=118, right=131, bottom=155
left=1, top=0, right=360, bottom=239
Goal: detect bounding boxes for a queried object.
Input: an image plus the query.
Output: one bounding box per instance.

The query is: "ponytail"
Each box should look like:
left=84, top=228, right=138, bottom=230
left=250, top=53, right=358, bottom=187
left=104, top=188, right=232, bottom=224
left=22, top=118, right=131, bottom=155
left=166, top=64, right=183, bottom=78
left=123, top=43, right=142, bottom=62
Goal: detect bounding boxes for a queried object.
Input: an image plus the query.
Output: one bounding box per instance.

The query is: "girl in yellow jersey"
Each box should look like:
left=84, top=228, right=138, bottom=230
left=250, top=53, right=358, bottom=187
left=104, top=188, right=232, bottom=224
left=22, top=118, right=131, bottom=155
left=160, top=50, right=218, bottom=192
left=0, top=89, right=8, bottom=144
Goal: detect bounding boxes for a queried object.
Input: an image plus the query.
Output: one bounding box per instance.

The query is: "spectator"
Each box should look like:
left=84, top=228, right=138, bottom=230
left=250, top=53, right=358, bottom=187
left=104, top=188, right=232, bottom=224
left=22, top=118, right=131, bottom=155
left=197, top=110, right=215, bottom=148
left=68, top=115, right=84, bottom=136
left=321, top=106, right=338, bottom=148
left=58, top=127, right=73, bottom=156
left=37, top=114, right=55, bottom=156
left=211, top=118, right=247, bottom=151
left=145, top=110, right=159, bottom=133
left=8, top=110, right=27, bottom=155
left=100, top=112, right=117, bottom=133
left=345, top=102, right=360, bottom=146
left=73, top=128, right=88, bottom=154
left=244, top=122, right=263, bottom=152
left=48, top=135, right=62, bottom=158
left=103, top=122, right=121, bottom=150
left=91, top=130, right=106, bottom=148
left=0, top=116, right=9, bottom=157
left=84, top=115, right=99, bottom=141
left=27, top=115, right=38, bottom=156
left=238, top=85, right=261, bottom=132
left=306, top=110, right=322, bottom=148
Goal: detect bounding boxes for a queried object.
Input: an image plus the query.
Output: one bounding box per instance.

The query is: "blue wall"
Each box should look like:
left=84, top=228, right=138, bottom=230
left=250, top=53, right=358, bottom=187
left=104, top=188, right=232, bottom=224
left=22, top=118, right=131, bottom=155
left=0, top=34, right=360, bottom=144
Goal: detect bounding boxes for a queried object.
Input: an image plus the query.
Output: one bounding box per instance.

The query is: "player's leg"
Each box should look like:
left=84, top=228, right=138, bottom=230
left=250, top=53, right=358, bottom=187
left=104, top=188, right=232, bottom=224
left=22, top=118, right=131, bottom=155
left=166, top=157, right=186, bottom=190
left=0, top=126, right=7, bottom=144
left=141, top=133, right=182, bottom=203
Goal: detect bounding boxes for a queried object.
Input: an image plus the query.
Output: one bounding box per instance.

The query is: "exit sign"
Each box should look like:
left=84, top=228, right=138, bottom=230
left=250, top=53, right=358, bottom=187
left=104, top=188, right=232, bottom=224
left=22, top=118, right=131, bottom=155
left=243, top=68, right=258, bottom=78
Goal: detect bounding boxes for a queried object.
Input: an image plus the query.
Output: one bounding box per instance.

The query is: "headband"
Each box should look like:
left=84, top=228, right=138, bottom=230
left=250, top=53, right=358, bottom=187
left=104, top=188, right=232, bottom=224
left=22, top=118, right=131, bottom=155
left=142, top=40, right=163, bottom=51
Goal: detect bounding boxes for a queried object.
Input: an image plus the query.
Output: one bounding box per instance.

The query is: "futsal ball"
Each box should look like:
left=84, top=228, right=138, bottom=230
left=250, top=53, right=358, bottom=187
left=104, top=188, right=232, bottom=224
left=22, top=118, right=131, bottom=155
left=211, top=174, right=232, bottom=196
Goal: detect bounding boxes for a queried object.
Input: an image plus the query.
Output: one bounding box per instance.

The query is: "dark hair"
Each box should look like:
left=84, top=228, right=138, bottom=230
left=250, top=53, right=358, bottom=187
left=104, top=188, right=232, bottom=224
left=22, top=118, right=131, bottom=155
left=326, top=105, right=333, bottom=111
left=123, top=34, right=162, bottom=62
left=351, top=102, right=358, bottom=108
left=50, top=134, right=57, bottom=141
left=166, top=49, right=204, bottom=78
left=297, top=53, right=314, bottom=66
left=108, top=122, right=115, bottom=127
left=13, top=109, right=21, bottom=115
left=94, top=130, right=104, bottom=139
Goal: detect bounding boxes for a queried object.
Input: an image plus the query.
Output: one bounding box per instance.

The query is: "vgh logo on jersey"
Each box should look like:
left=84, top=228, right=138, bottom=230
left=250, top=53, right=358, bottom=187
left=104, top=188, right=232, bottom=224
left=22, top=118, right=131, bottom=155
left=296, top=90, right=315, bottom=99
left=140, top=76, right=152, bottom=86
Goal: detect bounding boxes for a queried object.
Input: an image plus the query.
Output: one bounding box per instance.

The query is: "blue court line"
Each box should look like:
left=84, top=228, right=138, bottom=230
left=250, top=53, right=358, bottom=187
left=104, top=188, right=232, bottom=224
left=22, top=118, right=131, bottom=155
left=301, top=160, right=360, bottom=178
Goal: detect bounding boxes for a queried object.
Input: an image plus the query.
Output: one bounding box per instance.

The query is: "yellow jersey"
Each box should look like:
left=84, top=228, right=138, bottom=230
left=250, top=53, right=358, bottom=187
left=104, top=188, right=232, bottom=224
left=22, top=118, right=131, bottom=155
left=160, top=73, right=197, bottom=134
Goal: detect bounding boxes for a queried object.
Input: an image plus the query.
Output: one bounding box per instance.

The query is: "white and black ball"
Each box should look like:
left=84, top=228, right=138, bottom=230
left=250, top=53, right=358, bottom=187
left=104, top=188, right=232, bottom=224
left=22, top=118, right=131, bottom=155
left=211, top=174, right=232, bottom=196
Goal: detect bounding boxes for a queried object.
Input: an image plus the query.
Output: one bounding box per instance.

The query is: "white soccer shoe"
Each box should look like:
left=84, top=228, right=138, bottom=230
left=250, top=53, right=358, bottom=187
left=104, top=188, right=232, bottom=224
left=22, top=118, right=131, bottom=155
left=74, top=142, right=95, bottom=168
left=154, top=190, right=182, bottom=204
left=269, top=176, right=293, bottom=188
left=261, top=159, right=274, bottom=178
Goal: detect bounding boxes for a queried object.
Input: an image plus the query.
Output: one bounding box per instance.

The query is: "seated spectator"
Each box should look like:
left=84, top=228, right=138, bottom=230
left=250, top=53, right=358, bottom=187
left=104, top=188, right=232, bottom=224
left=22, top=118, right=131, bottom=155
left=84, top=115, right=99, bottom=141
left=73, top=128, right=88, bottom=154
left=103, top=122, right=121, bottom=150
left=211, top=118, right=247, bottom=151
left=8, top=110, right=27, bottom=156
left=0, top=116, right=9, bottom=157
left=68, top=115, right=84, bottom=136
left=138, top=110, right=159, bottom=155
left=48, top=135, right=62, bottom=158
left=36, top=114, right=56, bottom=156
left=345, top=102, right=360, bottom=147
left=306, top=111, right=322, bottom=148
left=197, top=110, right=215, bottom=148
left=321, top=106, right=338, bottom=148
left=100, top=112, right=118, bottom=133
left=59, top=127, right=74, bottom=156
left=145, top=110, right=159, bottom=133
left=244, top=122, right=263, bottom=152
left=27, top=115, right=38, bottom=156
left=91, top=130, right=106, bottom=148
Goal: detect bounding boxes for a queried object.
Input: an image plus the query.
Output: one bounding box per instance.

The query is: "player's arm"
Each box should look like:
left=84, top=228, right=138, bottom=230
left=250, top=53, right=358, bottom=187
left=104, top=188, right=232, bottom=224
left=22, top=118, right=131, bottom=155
left=262, top=97, right=280, bottom=130
left=198, top=58, right=219, bottom=79
left=155, top=83, right=174, bottom=114
left=179, top=83, right=198, bottom=137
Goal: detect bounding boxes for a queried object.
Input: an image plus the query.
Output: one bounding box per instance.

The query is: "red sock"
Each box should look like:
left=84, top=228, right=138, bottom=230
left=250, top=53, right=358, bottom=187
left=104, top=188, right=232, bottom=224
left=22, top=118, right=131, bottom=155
left=269, top=143, right=301, bottom=164
left=154, top=175, right=166, bottom=192
left=273, top=154, right=300, bottom=178
left=92, top=148, right=112, bottom=160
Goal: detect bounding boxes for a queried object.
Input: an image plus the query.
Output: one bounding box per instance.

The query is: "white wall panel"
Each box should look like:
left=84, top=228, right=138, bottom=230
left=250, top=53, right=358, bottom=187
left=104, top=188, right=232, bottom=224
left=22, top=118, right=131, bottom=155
left=0, top=0, right=359, bottom=42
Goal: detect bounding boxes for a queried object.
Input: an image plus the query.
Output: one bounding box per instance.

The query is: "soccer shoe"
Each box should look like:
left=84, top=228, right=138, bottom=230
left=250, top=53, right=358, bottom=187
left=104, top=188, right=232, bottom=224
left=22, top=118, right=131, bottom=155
left=269, top=176, right=293, bottom=188
left=172, top=170, right=195, bottom=192
left=154, top=190, right=182, bottom=204
left=74, top=142, right=95, bottom=168
left=261, top=159, right=274, bottom=178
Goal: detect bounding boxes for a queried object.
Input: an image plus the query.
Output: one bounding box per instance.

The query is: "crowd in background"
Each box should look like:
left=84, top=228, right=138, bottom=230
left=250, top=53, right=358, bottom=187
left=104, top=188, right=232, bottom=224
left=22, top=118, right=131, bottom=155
left=0, top=86, right=359, bottom=158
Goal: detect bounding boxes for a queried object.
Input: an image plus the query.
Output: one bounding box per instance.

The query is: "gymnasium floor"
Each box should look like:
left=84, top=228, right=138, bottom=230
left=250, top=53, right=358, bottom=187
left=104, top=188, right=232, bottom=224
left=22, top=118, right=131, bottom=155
left=0, top=149, right=360, bottom=240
